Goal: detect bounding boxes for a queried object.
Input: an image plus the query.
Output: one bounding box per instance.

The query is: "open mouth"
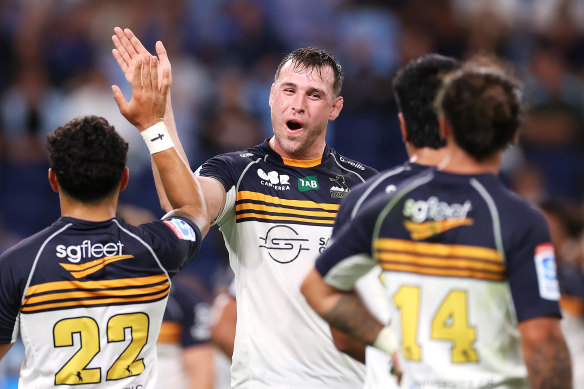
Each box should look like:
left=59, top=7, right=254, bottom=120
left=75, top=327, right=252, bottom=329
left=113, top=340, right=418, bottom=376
left=286, top=120, right=303, bottom=131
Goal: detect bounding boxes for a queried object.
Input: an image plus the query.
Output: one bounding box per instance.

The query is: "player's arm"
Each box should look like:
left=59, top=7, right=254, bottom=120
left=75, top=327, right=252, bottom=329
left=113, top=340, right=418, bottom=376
left=210, top=290, right=236, bottom=359
left=182, top=344, right=215, bottom=389
left=112, top=54, right=209, bottom=236
left=0, top=343, right=12, bottom=361
left=519, top=317, right=572, bottom=389
left=112, top=27, right=225, bottom=223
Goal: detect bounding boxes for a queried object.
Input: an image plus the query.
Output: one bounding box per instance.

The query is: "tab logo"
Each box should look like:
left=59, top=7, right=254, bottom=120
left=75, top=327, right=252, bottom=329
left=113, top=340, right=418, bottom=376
left=298, top=176, right=319, bottom=192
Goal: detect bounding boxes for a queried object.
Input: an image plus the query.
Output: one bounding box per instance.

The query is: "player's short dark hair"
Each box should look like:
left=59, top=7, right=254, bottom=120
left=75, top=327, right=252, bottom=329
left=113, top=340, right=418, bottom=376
left=275, top=47, right=344, bottom=97
left=47, top=115, right=129, bottom=202
left=392, top=54, right=460, bottom=149
left=436, top=64, right=522, bottom=161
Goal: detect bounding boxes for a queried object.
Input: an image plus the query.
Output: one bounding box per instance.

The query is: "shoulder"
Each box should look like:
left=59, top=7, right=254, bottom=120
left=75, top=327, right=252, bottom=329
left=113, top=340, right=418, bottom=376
left=328, top=148, right=379, bottom=180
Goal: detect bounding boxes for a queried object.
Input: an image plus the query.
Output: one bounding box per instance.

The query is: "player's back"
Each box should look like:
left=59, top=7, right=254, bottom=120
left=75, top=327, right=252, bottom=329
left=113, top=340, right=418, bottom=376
left=363, top=170, right=561, bottom=388
left=0, top=215, right=200, bottom=388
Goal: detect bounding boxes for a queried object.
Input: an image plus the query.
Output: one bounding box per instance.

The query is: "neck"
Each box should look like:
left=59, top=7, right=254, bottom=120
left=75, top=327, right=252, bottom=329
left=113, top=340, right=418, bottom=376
left=409, top=147, right=448, bottom=167
left=59, top=194, right=118, bottom=222
left=268, top=136, right=326, bottom=160
left=438, top=143, right=501, bottom=175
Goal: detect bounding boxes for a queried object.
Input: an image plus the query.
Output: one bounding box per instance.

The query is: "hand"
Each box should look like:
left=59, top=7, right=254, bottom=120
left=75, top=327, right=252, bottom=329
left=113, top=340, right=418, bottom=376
left=112, top=56, right=170, bottom=131
left=112, top=27, right=172, bottom=90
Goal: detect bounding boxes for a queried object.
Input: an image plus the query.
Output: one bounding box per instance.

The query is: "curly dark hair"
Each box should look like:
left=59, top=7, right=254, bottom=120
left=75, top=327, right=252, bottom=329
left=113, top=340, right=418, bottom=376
left=46, top=116, right=129, bottom=202
left=275, top=47, right=344, bottom=97
left=392, top=54, right=460, bottom=149
left=436, top=65, right=522, bottom=161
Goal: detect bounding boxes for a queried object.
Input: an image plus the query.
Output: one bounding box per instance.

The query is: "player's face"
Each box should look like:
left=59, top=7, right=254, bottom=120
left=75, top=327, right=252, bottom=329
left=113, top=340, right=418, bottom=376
left=269, top=60, right=343, bottom=160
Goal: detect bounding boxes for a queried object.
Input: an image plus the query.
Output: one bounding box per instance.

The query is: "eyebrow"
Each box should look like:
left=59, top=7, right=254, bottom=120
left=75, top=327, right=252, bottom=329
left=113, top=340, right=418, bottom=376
left=281, top=82, right=327, bottom=97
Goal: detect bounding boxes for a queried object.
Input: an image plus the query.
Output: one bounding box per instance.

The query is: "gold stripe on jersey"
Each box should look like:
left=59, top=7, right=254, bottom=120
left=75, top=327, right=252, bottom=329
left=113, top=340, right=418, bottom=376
left=22, top=274, right=169, bottom=313
left=236, top=203, right=337, bottom=218
left=375, top=238, right=505, bottom=281
left=281, top=156, right=322, bottom=168
left=59, top=255, right=134, bottom=279
left=404, top=218, right=474, bottom=240
left=158, top=322, right=182, bottom=343
left=236, top=212, right=336, bottom=224
left=236, top=191, right=338, bottom=225
left=21, top=289, right=170, bottom=312
left=237, top=191, right=340, bottom=211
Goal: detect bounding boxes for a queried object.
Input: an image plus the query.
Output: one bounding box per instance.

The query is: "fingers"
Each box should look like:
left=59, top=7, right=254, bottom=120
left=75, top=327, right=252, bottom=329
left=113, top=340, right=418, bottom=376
left=111, top=85, right=128, bottom=114
left=111, top=48, right=129, bottom=74
left=160, top=68, right=171, bottom=98
left=132, top=57, right=142, bottom=88
left=142, top=56, right=153, bottom=92
left=124, top=28, right=150, bottom=56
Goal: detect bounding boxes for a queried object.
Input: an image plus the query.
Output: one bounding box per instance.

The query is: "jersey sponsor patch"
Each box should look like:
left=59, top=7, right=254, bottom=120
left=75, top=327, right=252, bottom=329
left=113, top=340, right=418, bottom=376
left=163, top=218, right=198, bottom=242
left=534, top=243, right=560, bottom=301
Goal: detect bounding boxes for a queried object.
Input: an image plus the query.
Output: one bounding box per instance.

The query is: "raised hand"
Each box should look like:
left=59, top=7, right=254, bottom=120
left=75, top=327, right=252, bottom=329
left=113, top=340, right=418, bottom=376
left=112, top=27, right=172, bottom=90
left=112, top=55, right=170, bottom=131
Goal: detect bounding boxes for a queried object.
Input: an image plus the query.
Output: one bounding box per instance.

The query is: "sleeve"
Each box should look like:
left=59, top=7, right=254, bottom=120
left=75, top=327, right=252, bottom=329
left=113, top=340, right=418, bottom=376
left=0, top=252, right=25, bottom=344
left=138, top=216, right=202, bottom=278
left=195, top=154, right=237, bottom=193
left=506, top=209, right=562, bottom=322
left=316, top=201, right=379, bottom=291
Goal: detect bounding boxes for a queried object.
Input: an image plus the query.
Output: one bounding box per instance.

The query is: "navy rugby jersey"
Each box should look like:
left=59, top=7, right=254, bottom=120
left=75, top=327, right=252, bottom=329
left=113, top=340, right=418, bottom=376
left=317, top=170, right=561, bottom=388
left=333, top=162, right=432, bottom=235
left=0, top=215, right=201, bottom=388
left=197, top=139, right=378, bottom=389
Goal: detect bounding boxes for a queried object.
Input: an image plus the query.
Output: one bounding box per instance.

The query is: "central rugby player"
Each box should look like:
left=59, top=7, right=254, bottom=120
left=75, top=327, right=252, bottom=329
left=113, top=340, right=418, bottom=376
left=112, top=29, right=378, bottom=388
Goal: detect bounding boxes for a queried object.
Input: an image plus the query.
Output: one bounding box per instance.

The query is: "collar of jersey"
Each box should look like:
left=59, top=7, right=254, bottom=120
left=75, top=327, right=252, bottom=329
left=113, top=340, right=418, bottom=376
left=261, top=139, right=330, bottom=167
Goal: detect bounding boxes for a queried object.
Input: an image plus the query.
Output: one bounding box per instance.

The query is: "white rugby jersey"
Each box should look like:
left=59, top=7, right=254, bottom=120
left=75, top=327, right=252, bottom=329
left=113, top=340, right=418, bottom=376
left=197, top=140, right=378, bottom=389
left=0, top=215, right=201, bottom=388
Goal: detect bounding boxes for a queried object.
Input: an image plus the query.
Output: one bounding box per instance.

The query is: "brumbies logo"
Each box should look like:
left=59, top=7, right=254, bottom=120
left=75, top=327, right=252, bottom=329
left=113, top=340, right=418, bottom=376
left=257, top=168, right=290, bottom=190
left=330, top=175, right=350, bottom=198
left=259, top=225, right=309, bottom=264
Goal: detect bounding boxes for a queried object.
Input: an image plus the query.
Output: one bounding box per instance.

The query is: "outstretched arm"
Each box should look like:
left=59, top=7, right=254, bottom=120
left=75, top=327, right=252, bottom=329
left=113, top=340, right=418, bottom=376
left=112, top=27, right=225, bottom=223
left=519, top=317, right=572, bottom=389
left=112, top=55, right=209, bottom=236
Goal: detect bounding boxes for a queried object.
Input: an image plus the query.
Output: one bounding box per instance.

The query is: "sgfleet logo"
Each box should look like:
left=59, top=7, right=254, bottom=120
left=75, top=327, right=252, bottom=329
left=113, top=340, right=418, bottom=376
left=339, top=156, right=365, bottom=171
left=56, top=240, right=124, bottom=263
left=403, top=196, right=472, bottom=222
left=402, top=196, right=473, bottom=240
left=259, top=225, right=309, bottom=264
left=257, top=168, right=290, bottom=191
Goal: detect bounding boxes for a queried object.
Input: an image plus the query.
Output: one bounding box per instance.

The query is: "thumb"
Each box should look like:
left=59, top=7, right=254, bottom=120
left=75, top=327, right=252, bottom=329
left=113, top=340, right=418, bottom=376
left=112, top=85, right=129, bottom=115
left=156, top=41, right=170, bottom=66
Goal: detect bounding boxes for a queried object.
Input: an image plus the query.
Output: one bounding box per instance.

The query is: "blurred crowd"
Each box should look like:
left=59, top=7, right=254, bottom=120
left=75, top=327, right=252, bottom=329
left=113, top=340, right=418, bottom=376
left=0, top=0, right=584, bottom=385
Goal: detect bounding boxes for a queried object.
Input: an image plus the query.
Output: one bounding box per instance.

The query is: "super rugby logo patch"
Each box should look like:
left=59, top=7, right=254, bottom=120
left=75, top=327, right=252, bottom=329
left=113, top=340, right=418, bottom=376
left=534, top=243, right=560, bottom=301
left=164, top=218, right=198, bottom=241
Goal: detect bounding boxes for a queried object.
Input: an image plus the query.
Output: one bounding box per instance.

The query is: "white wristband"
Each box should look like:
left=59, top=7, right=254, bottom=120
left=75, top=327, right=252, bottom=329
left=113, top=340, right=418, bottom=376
left=373, top=324, right=398, bottom=355
left=141, top=121, right=173, bottom=154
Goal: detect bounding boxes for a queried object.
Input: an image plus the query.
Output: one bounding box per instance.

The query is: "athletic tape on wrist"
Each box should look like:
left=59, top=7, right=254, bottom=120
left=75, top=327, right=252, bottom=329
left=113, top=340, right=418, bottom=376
left=141, top=121, right=173, bottom=154
left=373, top=324, right=398, bottom=355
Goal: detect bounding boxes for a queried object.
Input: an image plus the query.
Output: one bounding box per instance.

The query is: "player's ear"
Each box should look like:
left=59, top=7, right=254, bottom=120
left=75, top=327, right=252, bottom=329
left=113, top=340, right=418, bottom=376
left=328, top=96, right=343, bottom=121
left=398, top=113, right=409, bottom=142
left=438, top=114, right=451, bottom=139
left=48, top=168, right=59, bottom=193
left=268, top=83, right=275, bottom=108
left=119, top=167, right=130, bottom=192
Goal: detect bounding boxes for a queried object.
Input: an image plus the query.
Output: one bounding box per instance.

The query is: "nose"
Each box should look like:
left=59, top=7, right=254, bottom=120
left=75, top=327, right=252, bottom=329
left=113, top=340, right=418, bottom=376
left=291, top=94, right=305, bottom=113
